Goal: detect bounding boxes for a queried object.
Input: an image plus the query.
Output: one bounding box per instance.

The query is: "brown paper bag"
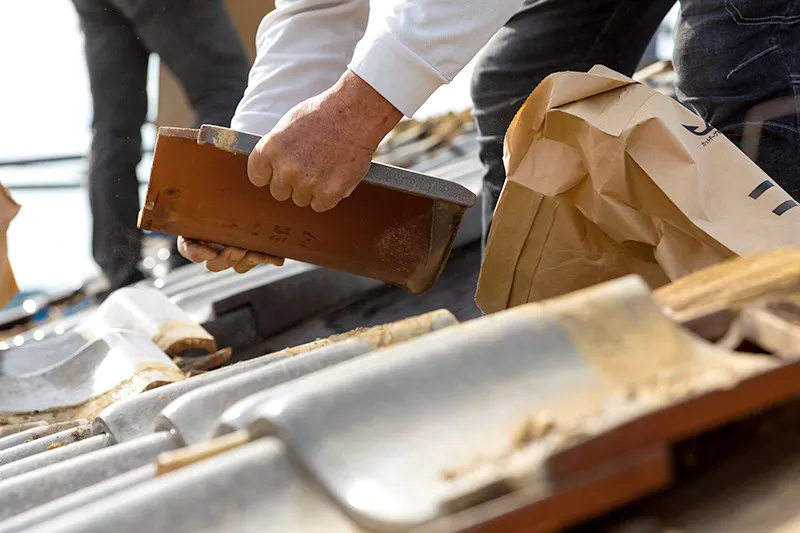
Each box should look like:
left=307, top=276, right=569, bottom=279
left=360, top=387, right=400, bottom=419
left=0, top=184, right=20, bottom=309
left=476, top=65, right=800, bottom=314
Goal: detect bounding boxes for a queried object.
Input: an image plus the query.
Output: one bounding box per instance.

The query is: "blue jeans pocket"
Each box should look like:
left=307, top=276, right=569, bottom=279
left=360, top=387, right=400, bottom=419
left=726, top=0, right=800, bottom=25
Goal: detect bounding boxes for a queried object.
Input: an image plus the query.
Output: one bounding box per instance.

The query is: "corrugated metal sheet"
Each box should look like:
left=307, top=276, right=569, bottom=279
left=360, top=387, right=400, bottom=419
left=24, top=97, right=800, bottom=532
left=0, top=309, right=458, bottom=530
left=0, top=273, right=794, bottom=532
left=0, top=114, right=490, bottom=531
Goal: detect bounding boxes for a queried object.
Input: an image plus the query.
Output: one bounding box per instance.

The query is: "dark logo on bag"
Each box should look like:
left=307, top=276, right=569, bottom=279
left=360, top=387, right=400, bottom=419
left=748, top=179, right=798, bottom=216
left=682, top=122, right=714, bottom=136
left=683, top=119, right=719, bottom=146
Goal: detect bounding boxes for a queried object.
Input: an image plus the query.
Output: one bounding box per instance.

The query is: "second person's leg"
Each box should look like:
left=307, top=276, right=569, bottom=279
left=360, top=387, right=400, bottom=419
left=675, top=0, right=800, bottom=199
left=72, top=0, right=149, bottom=290
left=130, top=0, right=250, bottom=128
left=123, top=0, right=251, bottom=268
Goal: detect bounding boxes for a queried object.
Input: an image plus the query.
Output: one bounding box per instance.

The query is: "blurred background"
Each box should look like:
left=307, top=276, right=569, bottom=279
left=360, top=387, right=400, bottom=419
left=0, top=0, right=677, bottom=299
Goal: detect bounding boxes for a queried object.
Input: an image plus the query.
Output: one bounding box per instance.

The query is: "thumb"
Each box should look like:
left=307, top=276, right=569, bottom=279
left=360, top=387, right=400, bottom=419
left=247, top=142, right=273, bottom=187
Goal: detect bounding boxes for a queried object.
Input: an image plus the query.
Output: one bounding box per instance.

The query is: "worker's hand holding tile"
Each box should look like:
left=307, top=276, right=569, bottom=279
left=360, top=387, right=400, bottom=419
left=177, top=237, right=284, bottom=274
left=247, top=69, right=403, bottom=213
left=177, top=70, right=403, bottom=274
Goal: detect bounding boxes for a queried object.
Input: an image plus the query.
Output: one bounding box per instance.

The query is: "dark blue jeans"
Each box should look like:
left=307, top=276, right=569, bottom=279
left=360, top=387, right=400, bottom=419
left=472, top=0, right=800, bottom=244
left=71, top=0, right=250, bottom=290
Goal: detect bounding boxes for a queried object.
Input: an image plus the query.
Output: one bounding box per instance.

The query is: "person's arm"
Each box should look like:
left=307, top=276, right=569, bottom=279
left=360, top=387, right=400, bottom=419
left=231, top=0, right=370, bottom=135
left=348, top=0, right=526, bottom=120
left=181, top=0, right=526, bottom=271
left=181, top=0, right=370, bottom=272
left=244, top=0, right=527, bottom=211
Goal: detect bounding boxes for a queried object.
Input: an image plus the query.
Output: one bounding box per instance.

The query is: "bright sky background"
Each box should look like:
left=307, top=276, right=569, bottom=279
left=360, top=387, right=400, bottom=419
left=0, top=1, right=92, bottom=162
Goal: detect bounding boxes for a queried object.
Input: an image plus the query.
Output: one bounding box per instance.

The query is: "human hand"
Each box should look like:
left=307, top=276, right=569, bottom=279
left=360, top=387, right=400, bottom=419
left=177, top=237, right=284, bottom=273
left=247, top=69, right=403, bottom=212
left=177, top=70, right=402, bottom=273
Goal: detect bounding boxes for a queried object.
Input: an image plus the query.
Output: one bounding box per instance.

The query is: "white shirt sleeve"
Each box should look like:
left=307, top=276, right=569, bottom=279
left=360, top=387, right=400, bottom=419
left=232, top=0, right=526, bottom=135
left=349, top=0, right=526, bottom=117
left=232, top=0, right=370, bottom=135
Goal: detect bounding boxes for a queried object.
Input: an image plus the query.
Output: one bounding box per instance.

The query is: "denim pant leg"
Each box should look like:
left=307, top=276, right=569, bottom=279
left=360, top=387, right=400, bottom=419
left=135, top=0, right=250, bottom=265
left=675, top=0, right=800, bottom=200
left=72, top=0, right=150, bottom=291
left=130, top=0, right=251, bottom=128
left=115, top=0, right=250, bottom=266
left=471, top=0, right=676, bottom=253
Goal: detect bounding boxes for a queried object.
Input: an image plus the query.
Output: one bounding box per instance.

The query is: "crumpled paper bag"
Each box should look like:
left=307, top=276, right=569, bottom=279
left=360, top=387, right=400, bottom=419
left=476, top=65, right=800, bottom=314
left=0, top=184, right=20, bottom=309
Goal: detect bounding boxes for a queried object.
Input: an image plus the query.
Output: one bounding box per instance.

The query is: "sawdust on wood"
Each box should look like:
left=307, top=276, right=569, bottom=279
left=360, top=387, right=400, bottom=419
left=328, top=309, right=454, bottom=349
left=152, top=320, right=217, bottom=356
left=282, top=310, right=455, bottom=357
left=545, top=281, right=700, bottom=387
left=539, top=278, right=768, bottom=407
left=655, top=249, right=800, bottom=320
left=437, top=350, right=769, bottom=484
left=280, top=337, right=336, bottom=357
left=437, top=280, right=777, bottom=484
left=71, top=425, right=94, bottom=441
left=159, top=127, right=198, bottom=141
left=441, top=411, right=557, bottom=483
left=14, top=419, right=87, bottom=444
left=155, top=430, right=249, bottom=477
left=210, top=128, right=238, bottom=153
left=512, top=411, right=556, bottom=450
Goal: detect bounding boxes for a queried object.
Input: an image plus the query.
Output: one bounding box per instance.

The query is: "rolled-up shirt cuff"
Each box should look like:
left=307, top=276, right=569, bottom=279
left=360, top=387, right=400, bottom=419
left=348, top=25, right=448, bottom=117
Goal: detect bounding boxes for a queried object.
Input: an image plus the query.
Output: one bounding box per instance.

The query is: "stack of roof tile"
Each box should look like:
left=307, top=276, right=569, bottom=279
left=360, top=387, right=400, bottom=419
left=1, top=260, right=800, bottom=531
left=12, top=109, right=800, bottom=531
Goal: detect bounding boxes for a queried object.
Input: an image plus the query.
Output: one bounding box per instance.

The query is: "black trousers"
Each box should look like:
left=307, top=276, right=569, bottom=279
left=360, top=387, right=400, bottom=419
left=71, top=0, right=250, bottom=290
left=472, top=0, right=800, bottom=246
